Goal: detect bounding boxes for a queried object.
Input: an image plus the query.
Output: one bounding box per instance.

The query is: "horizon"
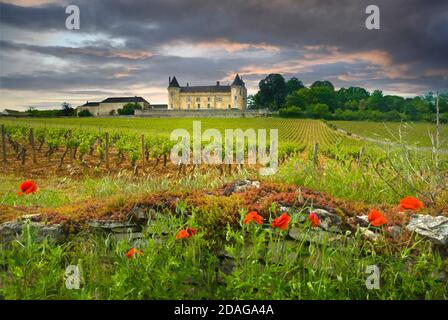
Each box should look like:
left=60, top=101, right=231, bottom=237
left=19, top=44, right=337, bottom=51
left=1, top=0, right=447, bottom=110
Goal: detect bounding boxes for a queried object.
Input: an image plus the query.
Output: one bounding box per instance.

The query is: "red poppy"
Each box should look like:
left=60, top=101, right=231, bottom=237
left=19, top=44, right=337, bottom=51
left=399, top=196, right=424, bottom=211
left=368, top=208, right=387, bottom=227
left=272, top=213, right=291, bottom=230
left=186, top=228, right=197, bottom=236
left=176, top=227, right=197, bottom=240
left=126, top=247, right=143, bottom=259
left=308, top=212, right=320, bottom=227
left=17, top=180, right=37, bottom=195
left=243, top=211, right=264, bottom=225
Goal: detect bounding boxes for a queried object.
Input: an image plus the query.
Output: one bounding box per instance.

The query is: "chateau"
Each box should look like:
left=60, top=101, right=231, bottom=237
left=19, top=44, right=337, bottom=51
left=76, top=74, right=247, bottom=116
left=168, top=74, right=247, bottom=110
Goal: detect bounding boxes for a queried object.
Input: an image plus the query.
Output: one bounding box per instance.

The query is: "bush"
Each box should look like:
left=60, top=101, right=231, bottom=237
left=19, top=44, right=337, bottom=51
left=78, top=110, right=93, bottom=117
left=279, top=106, right=304, bottom=118
left=117, top=103, right=142, bottom=115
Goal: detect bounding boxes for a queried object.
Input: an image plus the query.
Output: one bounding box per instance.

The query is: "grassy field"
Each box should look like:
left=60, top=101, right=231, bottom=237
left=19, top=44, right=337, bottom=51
left=330, top=120, right=448, bottom=148
left=1, top=117, right=447, bottom=300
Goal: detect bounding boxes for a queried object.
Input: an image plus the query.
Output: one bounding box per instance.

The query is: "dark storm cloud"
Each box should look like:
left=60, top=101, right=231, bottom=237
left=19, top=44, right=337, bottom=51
left=1, top=0, right=447, bottom=103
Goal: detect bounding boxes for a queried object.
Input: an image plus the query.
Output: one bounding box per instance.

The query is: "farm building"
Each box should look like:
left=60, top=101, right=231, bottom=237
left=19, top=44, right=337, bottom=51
left=77, top=96, right=150, bottom=116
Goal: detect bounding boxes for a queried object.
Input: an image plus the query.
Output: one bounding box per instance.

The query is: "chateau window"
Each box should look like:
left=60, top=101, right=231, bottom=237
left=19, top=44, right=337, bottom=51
left=234, top=96, right=237, bottom=101
left=197, top=104, right=201, bottom=109
left=207, top=103, right=211, bottom=109
left=188, top=104, right=190, bottom=109
left=186, top=96, right=191, bottom=102
left=196, top=97, right=200, bottom=102
left=207, top=97, right=211, bottom=102
left=217, top=96, right=222, bottom=102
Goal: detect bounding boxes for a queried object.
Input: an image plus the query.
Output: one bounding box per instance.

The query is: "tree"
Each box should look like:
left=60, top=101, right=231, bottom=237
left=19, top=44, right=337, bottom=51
left=61, top=102, right=75, bottom=116
left=286, top=77, right=304, bottom=95
left=365, top=90, right=387, bottom=112
left=307, top=86, right=337, bottom=112
left=285, top=87, right=310, bottom=108
left=254, top=74, right=287, bottom=110
left=311, top=80, right=334, bottom=91
left=306, top=103, right=330, bottom=119
left=337, top=87, right=369, bottom=108
left=439, top=93, right=448, bottom=113
left=247, top=95, right=257, bottom=109
left=117, top=103, right=142, bottom=115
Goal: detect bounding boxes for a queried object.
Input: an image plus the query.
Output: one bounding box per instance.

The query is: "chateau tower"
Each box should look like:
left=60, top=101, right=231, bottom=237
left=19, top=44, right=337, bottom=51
left=230, top=74, right=247, bottom=110
left=168, top=76, right=181, bottom=110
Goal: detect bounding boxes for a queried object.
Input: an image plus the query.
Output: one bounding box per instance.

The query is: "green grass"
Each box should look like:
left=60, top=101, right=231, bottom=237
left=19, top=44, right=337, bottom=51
left=1, top=210, right=446, bottom=300
left=0, top=171, right=251, bottom=208
left=331, top=121, right=448, bottom=148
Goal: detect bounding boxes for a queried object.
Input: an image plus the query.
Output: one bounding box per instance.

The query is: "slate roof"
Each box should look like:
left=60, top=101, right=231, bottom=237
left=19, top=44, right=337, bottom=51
left=168, top=76, right=180, bottom=88
left=101, top=97, right=149, bottom=104
left=180, top=85, right=231, bottom=93
left=80, top=102, right=100, bottom=107
left=151, top=104, right=168, bottom=109
left=231, top=74, right=245, bottom=86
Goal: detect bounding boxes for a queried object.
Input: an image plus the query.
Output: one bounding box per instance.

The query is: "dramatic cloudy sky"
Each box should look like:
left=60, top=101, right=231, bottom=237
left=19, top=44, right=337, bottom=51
left=0, top=0, right=447, bottom=110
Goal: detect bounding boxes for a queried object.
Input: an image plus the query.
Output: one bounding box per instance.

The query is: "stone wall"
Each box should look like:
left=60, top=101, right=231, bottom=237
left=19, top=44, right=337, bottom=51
left=134, top=109, right=276, bottom=118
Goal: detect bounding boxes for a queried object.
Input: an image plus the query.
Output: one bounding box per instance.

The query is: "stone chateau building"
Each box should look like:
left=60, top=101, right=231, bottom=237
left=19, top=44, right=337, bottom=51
left=77, top=74, right=247, bottom=116
left=168, top=74, right=247, bottom=110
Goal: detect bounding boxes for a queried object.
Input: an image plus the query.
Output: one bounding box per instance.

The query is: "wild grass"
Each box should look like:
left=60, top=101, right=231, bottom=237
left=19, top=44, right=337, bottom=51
left=1, top=210, right=446, bottom=300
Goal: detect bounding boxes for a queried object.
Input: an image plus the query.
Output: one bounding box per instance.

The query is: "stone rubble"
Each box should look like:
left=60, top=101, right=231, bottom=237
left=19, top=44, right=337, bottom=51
left=406, top=214, right=448, bottom=245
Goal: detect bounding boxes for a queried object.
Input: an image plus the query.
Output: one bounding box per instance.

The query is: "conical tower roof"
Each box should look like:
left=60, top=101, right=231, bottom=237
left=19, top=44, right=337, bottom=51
left=231, top=74, right=245, bottom=86
left=169, top=76, right=180, bottom=88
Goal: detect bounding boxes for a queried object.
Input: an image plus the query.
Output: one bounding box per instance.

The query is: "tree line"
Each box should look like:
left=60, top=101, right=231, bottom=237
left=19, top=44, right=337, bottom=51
left=249, top=74, right=448, bottom=122
left=25, top=102, right=142, bottom=117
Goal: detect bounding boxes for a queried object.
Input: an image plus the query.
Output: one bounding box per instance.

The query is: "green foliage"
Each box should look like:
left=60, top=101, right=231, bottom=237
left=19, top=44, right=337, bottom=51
left=253, top=73, right=445, bottom=122
left=117, top=103, right=142, bottom=115
left=253, top=73, right=288, bottom=110
left=78, top=110, right=93, bottom=117
left=1, top=215, right=446, bottom=299
left=286, top=77, right=304, bottom=95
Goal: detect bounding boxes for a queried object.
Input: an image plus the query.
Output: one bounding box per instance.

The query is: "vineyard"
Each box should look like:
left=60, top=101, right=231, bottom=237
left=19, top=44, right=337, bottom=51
left=0, top=119, right=366, bottom=176
left=330, top=120, right=448, bottom=148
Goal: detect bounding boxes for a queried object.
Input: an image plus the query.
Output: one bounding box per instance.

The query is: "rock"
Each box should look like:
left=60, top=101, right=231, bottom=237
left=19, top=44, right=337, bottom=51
left=387, top=225, right=402, bottom=239
left=359, top=227, right=382, bottom=242
left=113, top=232, right=144, bottom=242
left=406, top=214, right=448, bottom=245
left=279, top=206, right=291, bottom=213
left=311, top=209, right=343, bottom=233
left=38, top=224, right=66, bottom=242
left=0, top=221, right=24, bottom=243
left=289, top=227, right=344, bottom=245
left=0, top=221, right=66, bottom=244
left=18, top=214, right=41, bottom=222
left=223, top=180, right=261, bottom=196
left=353, top=215, right=370, bottom=228
left=88, top=220, right=141, bottom=233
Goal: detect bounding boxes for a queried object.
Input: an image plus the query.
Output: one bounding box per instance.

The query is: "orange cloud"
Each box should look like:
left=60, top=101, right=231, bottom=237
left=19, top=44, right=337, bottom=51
left=197, top=39, right=280, bottom=53
left=229, top=46, right=413, bottom=81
